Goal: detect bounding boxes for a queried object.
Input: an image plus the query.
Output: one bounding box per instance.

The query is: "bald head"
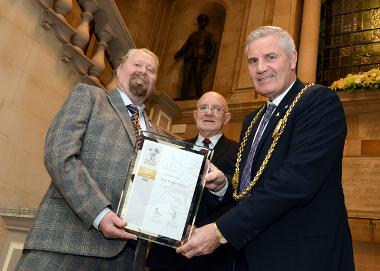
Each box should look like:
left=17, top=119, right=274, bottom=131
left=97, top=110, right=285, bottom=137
left=196, top=92, right=228, bottom=110
left=193, top=91, right=231, bottom=138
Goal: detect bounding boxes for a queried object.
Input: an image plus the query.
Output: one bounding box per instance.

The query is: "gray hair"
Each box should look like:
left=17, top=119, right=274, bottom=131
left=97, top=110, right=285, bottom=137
left=244, top=26, right=296, bottom=58
left=119, top=48, right=159, bottom=69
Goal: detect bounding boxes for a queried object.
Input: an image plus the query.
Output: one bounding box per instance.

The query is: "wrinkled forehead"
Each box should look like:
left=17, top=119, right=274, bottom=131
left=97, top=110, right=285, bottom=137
left=248, top=35, right=281, bottom=51
left=130, top=51, right=157, bottom=66
left=248, top=34, right=294, bottom=59
left=197, top=93, right=227, bottom=109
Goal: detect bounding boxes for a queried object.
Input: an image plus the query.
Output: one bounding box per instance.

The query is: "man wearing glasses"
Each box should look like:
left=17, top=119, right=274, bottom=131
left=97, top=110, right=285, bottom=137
left=147, top=91, right=238, bottom=271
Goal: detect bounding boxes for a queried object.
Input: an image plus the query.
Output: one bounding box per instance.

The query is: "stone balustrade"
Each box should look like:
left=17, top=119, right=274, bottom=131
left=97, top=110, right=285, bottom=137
left=35, top=0, right=135, bottom=89
left=34, top=0, right=180, bottom=132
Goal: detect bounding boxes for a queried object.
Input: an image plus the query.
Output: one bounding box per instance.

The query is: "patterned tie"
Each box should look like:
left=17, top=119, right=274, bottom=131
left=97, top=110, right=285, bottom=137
left=200, top=138, right=211, bottom=155
left=202, top=138, right=211, bottom=148
left=239, top=103, right=276, bottom=192
left=126, top=104, right=147, bottom=269
left=127, top=104, right=142, bottom=146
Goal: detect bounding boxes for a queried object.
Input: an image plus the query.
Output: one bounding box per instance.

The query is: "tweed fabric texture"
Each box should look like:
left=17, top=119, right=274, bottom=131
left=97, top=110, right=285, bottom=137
left=21, top=83, right=159, bottom=261
left=16, top=244, right=136, bottom=271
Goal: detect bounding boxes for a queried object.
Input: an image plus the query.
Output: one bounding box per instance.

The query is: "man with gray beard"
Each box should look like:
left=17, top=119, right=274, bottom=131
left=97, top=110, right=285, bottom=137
left=17, top=48, right=161, bottom=271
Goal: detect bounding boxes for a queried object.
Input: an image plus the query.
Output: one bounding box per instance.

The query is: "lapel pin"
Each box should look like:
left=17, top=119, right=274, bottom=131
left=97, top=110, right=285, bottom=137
left=284, top=105, right=289, bottom=109
left=276, top=112, right=280, bottom=117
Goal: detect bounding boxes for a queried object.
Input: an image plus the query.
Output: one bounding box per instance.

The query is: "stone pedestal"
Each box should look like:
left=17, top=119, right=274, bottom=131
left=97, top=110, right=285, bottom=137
left=0, top=208, right=36, bottom=271
left=146, top=90, right=181, bottom=133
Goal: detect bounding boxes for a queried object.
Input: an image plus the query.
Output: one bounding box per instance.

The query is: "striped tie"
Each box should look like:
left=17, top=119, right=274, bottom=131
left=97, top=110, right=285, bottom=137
left=200, top=138, right=211, bottom=155
left=127, top=104, right=142, bottom=146
left=239, top=103, right=276, bottom=193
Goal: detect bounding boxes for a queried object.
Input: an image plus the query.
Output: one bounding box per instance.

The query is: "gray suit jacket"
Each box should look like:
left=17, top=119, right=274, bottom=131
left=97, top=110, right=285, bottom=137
left=24, top=83, right=158, bottom=258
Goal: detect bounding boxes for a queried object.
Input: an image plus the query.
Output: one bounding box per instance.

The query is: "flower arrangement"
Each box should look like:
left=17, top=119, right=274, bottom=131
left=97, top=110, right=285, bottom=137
left=330, top=69, right=380, bottom=92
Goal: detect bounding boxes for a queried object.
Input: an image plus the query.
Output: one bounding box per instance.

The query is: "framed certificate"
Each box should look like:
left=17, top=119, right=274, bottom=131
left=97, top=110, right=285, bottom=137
left=117, top=132, right=212, bottom=248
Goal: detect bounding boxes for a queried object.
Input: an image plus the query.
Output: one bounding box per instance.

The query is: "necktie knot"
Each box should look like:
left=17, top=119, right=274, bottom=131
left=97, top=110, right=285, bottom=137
left=200, top=138, right=211, bottom=155
left=202, top=138, right=211, bottom=148
left=266, top=103, right=276, bottom=115
left=127, top=104, right=139, bottom=117
left=126, top=104, right=142, bottom=147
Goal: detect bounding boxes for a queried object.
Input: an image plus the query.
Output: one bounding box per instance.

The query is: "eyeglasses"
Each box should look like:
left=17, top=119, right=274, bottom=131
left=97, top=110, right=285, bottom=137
left=197, top=104, right=225, bottom=114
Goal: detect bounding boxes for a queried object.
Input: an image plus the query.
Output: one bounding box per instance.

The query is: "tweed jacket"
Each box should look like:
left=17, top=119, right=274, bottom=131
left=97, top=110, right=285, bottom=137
left=24, top=83, right=159, bottom=258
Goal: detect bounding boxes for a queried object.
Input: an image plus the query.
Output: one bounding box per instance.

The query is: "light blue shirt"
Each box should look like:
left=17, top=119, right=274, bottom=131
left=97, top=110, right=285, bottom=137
left=117, top=89, right=147, bottom=131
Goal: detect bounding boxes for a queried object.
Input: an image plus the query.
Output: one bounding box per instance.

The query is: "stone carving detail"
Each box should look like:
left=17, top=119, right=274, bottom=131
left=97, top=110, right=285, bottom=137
left=53, top=0, right=73, bottom=19
left=35, top=0, right=135, bottom=88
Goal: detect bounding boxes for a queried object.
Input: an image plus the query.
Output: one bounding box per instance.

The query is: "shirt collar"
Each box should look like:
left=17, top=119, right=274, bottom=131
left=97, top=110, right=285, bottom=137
left=118, top=89, right=145, bottom=115
left=269, top=80, right=296, bottom=107
left=196, top=133, right=223, bottom=149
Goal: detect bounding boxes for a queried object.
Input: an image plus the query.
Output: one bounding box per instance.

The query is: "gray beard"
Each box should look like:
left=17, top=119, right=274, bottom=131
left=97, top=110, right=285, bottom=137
left=129, top=84, right=148, bottom=97
left=129, top=74, right=149, bottom=97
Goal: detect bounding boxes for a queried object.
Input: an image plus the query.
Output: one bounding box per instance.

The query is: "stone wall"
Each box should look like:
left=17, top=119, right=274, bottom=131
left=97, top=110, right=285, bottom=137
left=0, top=0, right=79, bottom=249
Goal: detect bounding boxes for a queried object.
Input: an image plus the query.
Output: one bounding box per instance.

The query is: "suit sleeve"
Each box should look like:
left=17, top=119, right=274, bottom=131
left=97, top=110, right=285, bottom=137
left=44, top=83, right=110, bottom=228
left=217, top=87, right=347, bottom=249
left=195, top=139, right=239, bottom=226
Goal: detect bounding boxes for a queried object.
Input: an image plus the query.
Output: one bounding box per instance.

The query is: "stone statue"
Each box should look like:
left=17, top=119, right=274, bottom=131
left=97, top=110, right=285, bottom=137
left=175, top=14, right=216, bottom=100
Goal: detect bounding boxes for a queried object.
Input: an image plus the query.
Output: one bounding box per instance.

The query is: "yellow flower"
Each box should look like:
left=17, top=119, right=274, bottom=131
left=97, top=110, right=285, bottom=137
left=330, top=69, right=380, bottom=92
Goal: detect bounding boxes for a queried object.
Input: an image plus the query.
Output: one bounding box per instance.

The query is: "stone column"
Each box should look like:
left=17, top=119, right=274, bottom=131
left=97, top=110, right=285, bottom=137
left=297, top=0, right=321, bottom=83
left=71, top=0, right=98, bottom=52
left=88, top=25, right=114, bottom=82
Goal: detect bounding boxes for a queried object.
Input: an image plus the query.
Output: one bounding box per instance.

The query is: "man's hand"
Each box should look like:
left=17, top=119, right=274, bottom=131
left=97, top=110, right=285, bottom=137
left=204, top=163, right=227, bottom=192
left=98, top=211, right=137, bottom=240
left=176, top=223, right=220, bottom=258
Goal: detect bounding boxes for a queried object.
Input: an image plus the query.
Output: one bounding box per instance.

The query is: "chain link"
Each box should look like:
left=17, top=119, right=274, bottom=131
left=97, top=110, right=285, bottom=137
left=232, top=84, right=314, bottom=201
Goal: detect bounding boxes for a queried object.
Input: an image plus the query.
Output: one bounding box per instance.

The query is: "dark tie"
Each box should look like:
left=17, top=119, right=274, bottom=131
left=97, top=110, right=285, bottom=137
left=239, top=103, right=276, bottom=193
left=199, top=138, right=211, bottom=155
left=202, top=138, right=211, bottom=148
left=127, top=104, right=142, bottom=137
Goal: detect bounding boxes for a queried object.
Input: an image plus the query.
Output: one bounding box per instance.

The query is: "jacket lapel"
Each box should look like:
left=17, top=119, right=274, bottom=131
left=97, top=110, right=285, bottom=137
left=107, top=89, right=137, bottom=146
left=240, top=109, right=263, bottom=172
left=212, top=135, right=230, bottom=164
left=253, top=80, right=305, bottom=163
left=143, top=111, right=154, bottom=133
left=189, top=137, right=197, bottom=144
left=187, top=135, right=228, bottom=164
